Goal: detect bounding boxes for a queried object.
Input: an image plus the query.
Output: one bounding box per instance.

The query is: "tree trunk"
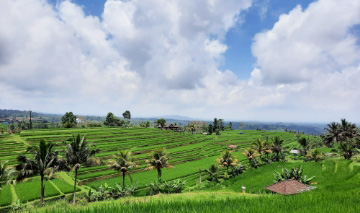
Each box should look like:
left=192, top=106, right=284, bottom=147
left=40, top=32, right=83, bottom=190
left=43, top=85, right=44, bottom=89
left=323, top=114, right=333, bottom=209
left=40, top=174, right=45, bottom=206
left=73, top=168, right=78, bottom=205
left=157, top=167, right=162, bottom=182
left=122, top=172, right=125, bottom=188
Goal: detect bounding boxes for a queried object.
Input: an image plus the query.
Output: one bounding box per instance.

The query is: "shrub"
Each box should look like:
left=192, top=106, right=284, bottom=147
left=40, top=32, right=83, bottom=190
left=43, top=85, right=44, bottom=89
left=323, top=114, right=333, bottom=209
left=273, top=166, right=314, bottom=184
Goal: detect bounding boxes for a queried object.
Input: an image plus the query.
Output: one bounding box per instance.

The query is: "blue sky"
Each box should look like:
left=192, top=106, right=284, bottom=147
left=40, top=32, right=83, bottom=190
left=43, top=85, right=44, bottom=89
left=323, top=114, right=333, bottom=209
left=1, top=0, right=359, bottom=122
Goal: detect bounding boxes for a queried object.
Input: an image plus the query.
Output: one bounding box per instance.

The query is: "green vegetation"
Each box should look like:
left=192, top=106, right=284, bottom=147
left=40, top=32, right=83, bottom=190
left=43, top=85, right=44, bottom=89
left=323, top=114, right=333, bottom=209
left=0, top=185, right=12, bottom=206
left=14, top=181, right=60, bottom=202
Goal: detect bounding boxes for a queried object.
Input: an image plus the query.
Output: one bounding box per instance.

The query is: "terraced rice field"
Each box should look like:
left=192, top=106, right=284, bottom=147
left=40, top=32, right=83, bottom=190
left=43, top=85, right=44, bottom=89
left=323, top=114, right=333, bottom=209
left=0, top=127, right=301, bottom=206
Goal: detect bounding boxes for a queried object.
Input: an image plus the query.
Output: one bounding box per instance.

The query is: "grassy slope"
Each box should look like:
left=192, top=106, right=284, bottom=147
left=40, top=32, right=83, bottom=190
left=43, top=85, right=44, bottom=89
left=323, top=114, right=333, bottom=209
left=32, top=158, right=360, bottom=213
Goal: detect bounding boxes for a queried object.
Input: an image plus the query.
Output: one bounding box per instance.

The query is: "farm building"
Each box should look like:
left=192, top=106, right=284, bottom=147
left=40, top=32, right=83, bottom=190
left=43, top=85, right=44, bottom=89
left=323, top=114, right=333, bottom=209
left=265, top=179, right=312, bottom=195
left=159, top=123, right=181, bottom=131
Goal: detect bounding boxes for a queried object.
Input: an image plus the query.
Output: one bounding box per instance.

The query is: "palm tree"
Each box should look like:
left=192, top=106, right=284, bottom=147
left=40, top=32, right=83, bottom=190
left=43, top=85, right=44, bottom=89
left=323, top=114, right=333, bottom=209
left=271, top=136, right=284, bottom=161
left=217, top=150, right=238, bottom=173
left=64, top=134, right=100, bottom=204
left=339, top=119, right=357, bottom=140
left=187, top=124, right=196, bottom=134
left=15, top=139, right=62, bottom=206
left=339, top=139, right=356, bottom=160
left=298, top=137, right=312, bottom=155
left=324, top=122, right=341, bottom=145
left=252, top=138, right=267, bottom=156
left=107, top=150, right=137, bottom=188
left=242, top=148, right=259, bottom=168
left=205, top=164, right=219, bottom=183
left=0, top=161, right=16, bottom=190
left=310, top=149, right=324, bottom=163
left=145, top=148, right=172, bottom=181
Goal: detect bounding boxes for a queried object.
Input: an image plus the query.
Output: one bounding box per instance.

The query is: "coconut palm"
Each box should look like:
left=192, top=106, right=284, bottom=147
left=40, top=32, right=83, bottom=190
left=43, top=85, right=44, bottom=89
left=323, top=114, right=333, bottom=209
left=145, top=148, right=172, bottom=181
left=217, top=150, right=238, bottom=173
left=15, top=139, right=63, bottom=206
left=271, top=136, right=284, bottom=161
left=298, top=137, right=312, bottom=156
left=252, top=138, right=267, bottom=156
left=0, top=161, right=16, bottom=190
left=339, top=139, right=356, bottom=160
left=339, top=119, right=357, bottom=140
left=64, top=134, right=100, bottom=204
left=242, top=148, right=259, bottom=168
left=205, top=164, right=219, bottom=183
left=107, top=150, right=137, bottom=188
left=324, top=122, right=341, bottom=145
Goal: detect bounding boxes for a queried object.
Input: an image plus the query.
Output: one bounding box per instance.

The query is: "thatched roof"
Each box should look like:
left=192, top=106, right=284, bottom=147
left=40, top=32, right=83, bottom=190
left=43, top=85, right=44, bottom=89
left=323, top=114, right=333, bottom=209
left=228, top=145, right=238, bottom=149
left=265, top=180, right=311, bottom=195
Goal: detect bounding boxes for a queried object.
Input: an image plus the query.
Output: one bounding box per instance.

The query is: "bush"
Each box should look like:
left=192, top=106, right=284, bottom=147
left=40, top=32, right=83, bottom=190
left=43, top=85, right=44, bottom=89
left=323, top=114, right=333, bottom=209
left=147, top=179, right=186, bottom=195
left=273, top=166, right=314, bottom=184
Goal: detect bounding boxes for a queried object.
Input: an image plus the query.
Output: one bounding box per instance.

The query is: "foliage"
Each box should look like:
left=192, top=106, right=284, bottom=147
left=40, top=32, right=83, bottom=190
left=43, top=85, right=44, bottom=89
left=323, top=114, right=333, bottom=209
left=187, top=124, right=196, bottom=134
left=217, top=150, right=238, bottom=172
left=208, top=124, right=213, bottom=135
left=297, top=137, right=312, bottom=155
left=242, top=148, right=259, bottom=168
left=323, top=119, right=358, bottom=146
left=271, top=136, right=285, bottom=162
left=122, top=110, right=131, bottom=120
left=104, top=112, right=124, bottom=126
left=61, top=112, right=77, bottom=128
left=0, top=160, right=16, bottom=189
left=15, top=139, right=65, bottom=206
left=147, top=179, right=186, bottom=195
left=86, top=183, right=138, bottom=202
left=64, top=134, right=100, bottom=204
left=107, top=150, right=137, bottom=187
left=155, top=118, right=166, bottom=128
left=273, top=166, right=314, bottom=184
left=205, top=164, right=219, bottom=183
left=338, top=139, right=357, bottom=160
left=145, top=148, right=172, bottom=181
left=308, top=149, right=324, bottom=163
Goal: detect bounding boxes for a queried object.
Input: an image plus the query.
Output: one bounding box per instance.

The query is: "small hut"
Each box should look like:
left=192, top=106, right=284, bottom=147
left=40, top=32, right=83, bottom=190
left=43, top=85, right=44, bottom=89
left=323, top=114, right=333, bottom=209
left=265, top=180, right=312, bottom=195
left=228, top=145, right=239, bottom=151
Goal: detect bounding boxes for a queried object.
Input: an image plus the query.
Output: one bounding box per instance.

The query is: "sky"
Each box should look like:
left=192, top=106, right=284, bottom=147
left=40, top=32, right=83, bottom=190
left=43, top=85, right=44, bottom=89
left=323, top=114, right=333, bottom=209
left=0, top=0, right=359, bottom=123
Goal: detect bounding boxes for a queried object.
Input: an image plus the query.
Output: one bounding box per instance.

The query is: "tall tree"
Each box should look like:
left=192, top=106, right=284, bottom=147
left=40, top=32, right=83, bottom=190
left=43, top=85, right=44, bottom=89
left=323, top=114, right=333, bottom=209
left=145, top=148, right=172, bottom=181
left=229, top=122, right=233, bottom=130
left=187, top=123, right=196, bottom=134
left=297, top=137, right=312, bottom=156
left=213, top=118, right=219, bottom=132
left=61, top=112, right=77, bottom=128
left=205, top=164, right=219, bottom=183
left=122, top=110, right=131, bottom=120
left=0, top=161, right=16, bottom=190
left=219, top=119, right=224, bottom=131
left=242, top=148, right=259, bottom=168
left=155, top=118, right=166, bottom=128
left=208, top=124, right=213, bottom=135
left=107, top=150, right=137, bottom=187
left=64, top=134, right=100, bottom=204
left=252, top=138, right=267, bottom=156
left=271, top=136, right=284, bottom=161
left=217, top=150, right=238, bottom=173
left=16, top=139, right=64, bottom=206
left=104, top=112, right=121, bottom=126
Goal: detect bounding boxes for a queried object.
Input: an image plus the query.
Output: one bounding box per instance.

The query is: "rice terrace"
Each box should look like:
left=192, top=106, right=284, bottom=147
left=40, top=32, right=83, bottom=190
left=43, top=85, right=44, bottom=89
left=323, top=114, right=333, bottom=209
left=1, top=0, right=360, bottom=212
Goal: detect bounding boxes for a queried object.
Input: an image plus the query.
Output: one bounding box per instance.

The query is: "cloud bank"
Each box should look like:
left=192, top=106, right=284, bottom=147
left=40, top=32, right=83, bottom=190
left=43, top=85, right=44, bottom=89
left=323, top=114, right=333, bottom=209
left=0, top=0, right=359, bottom=122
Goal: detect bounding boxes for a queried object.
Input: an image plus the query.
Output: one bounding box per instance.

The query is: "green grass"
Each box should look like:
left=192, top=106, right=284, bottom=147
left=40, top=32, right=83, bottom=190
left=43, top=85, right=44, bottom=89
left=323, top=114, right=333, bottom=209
left=0, top=185, right=13, bottom=206
left=15, top=181, right=61, bottom=202
left=51, top=179, right=80, bottom=194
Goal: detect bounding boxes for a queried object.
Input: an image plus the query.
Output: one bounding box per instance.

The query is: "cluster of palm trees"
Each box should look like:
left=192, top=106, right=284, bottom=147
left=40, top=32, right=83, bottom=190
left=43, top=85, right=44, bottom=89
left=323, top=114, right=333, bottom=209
left=323, top=119, right=360, bottom=159
left=0, top=134, right=100, bottom=206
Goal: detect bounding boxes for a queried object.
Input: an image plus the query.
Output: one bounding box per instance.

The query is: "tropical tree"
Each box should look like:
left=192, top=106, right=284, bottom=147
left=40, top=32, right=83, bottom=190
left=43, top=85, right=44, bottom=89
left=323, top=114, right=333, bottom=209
left=0, top=161, right=16, bottom=190
left=271, top=136, right=284, bottom=161
left=213, top=118, right=219, bottom=132
left=298, top=137, right=312, bottom=156
left=339, top=139, right=356, bottom=160
left=205, top=164, right=219, bottom=183
left=187, top=123, right=196, bottom=134
left=242, top=148, right=259, bottom=168
left=15, top=139, right=64, bottom=206
left=309, top=149, right=324, bottom=163
left=104, top=112, right=122, bottom=126
left=61, top=112, right=77, bottom=128
left=252, top=138, right=267, bottom=157
left=208, top=124, right=213, bottom=135
left=145, top=148, right=172, bottom=181
left=107, top=150, right=137, bottom=187
left=229, top=122, right=233, bottom=130
left=155, top=118, right=166, bottom=128
left=339, top=118, right=357, bottom=140
left=219, top=119, right=224, bottom=131
left=122, top=110, right=131, bottom=120
left=217, top=150, right=238, bottom=173
left=64, top=134, right=100, bottom=204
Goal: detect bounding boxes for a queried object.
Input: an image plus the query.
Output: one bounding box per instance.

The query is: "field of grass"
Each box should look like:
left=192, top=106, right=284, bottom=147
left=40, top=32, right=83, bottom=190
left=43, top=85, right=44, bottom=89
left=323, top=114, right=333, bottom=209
left=0, top=127, right=311, bottom=207
left=0, top=185, right=13, bottom=207
left=14, top=181, right=61, bottom=202
left=31, top=158, right=360, bottom=213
